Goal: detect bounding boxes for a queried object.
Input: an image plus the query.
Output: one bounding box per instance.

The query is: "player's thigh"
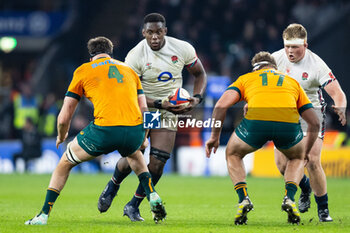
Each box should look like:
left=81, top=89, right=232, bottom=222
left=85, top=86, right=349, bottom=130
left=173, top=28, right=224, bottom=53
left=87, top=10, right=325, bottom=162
left=150, top=128, right=176, bottom=153
left=277, top=138, right=304, bottom=160
left=273, top=120, right=305, bottom=159
left=277, top=135, right=322, bottom=162
left=307, top=138, right=323, bottom=163
left=226, top=132, right=257, bottom=158
left=274, top=148, right=289, bottom=172
left=126, top=150, right=147, bottom=174
left=68, top=137, right=96, bottom=162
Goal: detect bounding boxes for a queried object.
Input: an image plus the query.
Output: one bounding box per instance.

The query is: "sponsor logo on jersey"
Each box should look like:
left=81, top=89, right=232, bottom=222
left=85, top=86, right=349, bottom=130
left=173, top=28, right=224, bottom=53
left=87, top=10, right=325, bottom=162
left=302, top=72, right=308, bottom=80
left=171, top=56, right=178, bottom=64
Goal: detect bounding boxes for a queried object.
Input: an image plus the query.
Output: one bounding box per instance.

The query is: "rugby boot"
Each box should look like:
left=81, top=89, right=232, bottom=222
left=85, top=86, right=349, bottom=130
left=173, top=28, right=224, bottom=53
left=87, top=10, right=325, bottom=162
left=25, top=212, right=48, bottom=225
left=234, top=196, right=254, bottom=225
left=149, top=192, right=167, bottom=223
left=318, top=208, right=333, bottom=222
left=98, top=180, right=119, bottom=213
left=298, top=189, right=311, bottom=213
left=282, top=196, right=300, bottom=224
left=123, top=201, right=144, bottom=222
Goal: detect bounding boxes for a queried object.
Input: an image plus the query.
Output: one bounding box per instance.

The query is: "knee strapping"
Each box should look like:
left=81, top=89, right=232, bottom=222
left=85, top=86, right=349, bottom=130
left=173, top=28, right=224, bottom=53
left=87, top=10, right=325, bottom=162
left=150, top=147, right=170, bottom=163
left=66, top=142, right=82, bottom=165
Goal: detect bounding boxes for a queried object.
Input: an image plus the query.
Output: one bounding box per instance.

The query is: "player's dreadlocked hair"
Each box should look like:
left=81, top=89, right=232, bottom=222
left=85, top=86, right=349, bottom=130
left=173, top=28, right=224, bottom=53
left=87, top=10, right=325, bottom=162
left=87, top=36, right=113, bottom=57
left=251, top=51, right=277, bottom=71
left=144, top=13, right=166, bottom=26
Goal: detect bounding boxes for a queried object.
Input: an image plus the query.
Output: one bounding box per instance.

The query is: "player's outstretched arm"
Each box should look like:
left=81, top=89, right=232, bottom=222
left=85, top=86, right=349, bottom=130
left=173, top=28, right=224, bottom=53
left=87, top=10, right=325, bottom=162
left=187, top=59, right=207, bottom=109
left=324, top=80, right=347, bottom=126
left=56, top=97, right=79, bottom=148
left=138, top=94, right=148, bottom=114
left=205, top=90, right=240, bottom=158
left=300, top=108, right=320, bottom=158
left=137, top=93, right=150, bottom=150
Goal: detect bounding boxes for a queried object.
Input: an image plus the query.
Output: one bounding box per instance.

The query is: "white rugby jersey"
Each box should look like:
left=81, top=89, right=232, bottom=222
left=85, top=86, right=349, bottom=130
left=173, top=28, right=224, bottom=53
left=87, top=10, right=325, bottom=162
left=125, top=36, right=198, bottom=100
left=272, top=49, right=336, bottom=108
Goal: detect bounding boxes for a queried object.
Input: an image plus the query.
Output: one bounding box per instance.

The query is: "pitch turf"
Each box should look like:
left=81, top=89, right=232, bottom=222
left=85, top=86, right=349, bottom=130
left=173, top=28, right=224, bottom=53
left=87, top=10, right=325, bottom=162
left=0, top=174, right=349, bottom=233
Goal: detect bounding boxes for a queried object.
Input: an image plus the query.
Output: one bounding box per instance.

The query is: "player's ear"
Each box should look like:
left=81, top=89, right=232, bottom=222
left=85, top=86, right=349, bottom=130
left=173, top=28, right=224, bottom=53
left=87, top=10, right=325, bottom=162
left=304, top=42, right=308, bottom=48
left=142, top=28, right=146, bottom=37
left=164, top=27, right=168, bottom=34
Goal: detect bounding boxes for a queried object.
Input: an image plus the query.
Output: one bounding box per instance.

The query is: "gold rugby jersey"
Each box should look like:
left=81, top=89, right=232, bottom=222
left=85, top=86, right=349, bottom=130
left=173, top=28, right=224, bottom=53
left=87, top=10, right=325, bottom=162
left=66, top=57, right=143, bottom=126
left=227, top=68, right=312, bottom=123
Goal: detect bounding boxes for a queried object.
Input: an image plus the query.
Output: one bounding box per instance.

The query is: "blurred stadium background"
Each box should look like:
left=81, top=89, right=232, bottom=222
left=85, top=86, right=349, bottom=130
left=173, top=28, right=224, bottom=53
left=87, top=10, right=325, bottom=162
left=0, top=0, right=349, bottom=177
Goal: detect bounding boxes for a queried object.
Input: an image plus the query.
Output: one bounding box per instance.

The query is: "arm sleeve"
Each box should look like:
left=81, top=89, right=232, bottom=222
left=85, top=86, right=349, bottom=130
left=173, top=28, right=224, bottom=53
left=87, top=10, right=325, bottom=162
left=65, top=66, right=84, bottom=101
left=136, top=73, right=144, bottom=94
left=226, top=76, right=244, bottom=101
left=297, top=84, right=313, bottom=114
left=182, top=41, right=198, bottom=66
left=316, top=56, right=335, bottom=88
left=125, top=49, right=142, bottom=76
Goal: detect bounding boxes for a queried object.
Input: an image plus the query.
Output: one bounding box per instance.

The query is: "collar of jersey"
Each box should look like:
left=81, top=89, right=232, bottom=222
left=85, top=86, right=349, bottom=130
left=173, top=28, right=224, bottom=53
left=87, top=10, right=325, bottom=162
left=95, top=57, right=109, bottom=60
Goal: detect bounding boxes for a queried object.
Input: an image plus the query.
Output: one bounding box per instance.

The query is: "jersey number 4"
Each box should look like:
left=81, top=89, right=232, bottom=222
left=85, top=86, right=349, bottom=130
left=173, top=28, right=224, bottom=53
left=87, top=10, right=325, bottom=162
left=108, top=66, right=124, bottom=83
left=260, top=73, right=284, bottom=86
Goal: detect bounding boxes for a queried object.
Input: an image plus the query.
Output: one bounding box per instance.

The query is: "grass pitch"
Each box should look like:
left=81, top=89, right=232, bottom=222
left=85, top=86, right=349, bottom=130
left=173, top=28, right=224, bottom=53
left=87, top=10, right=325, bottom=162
left=0, top=174, right=349, bottom=233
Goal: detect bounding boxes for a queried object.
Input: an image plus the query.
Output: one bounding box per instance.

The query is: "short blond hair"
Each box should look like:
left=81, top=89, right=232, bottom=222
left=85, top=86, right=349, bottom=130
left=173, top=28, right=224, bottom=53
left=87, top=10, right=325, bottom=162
left=251, top=51, right=277, bottom=70
left=283, top=23, right=307, bottom=40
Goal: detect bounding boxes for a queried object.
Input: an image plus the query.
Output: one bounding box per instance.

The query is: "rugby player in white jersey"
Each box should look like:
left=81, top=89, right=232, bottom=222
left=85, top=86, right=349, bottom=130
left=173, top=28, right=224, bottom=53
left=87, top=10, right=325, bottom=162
left=272, top=23, right=347, bottom=222
left=98, top=13, right=207, bottom=221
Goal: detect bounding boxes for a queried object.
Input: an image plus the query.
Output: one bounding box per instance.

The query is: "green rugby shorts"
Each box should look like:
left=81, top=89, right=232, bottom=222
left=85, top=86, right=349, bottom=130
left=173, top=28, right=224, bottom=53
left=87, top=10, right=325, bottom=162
left=77, top=122, right=144, bottom=157
left=235, top=118, right=303, bottom=149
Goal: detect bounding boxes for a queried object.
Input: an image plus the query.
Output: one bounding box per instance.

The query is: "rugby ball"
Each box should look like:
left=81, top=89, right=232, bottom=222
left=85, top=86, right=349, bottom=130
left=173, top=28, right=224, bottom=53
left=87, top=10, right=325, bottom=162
left=169, top=88, right=190, bottom=106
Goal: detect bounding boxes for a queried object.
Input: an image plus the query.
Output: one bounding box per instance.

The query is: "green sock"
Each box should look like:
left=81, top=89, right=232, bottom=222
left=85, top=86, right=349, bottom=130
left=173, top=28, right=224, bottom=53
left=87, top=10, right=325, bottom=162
left=285, top=181, right=298, bottom=201
left=41, top=188, right=60, bottom=215
left=138, top=172, right=155, bottom=201
left=234, top=182, right=248, bottom=203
